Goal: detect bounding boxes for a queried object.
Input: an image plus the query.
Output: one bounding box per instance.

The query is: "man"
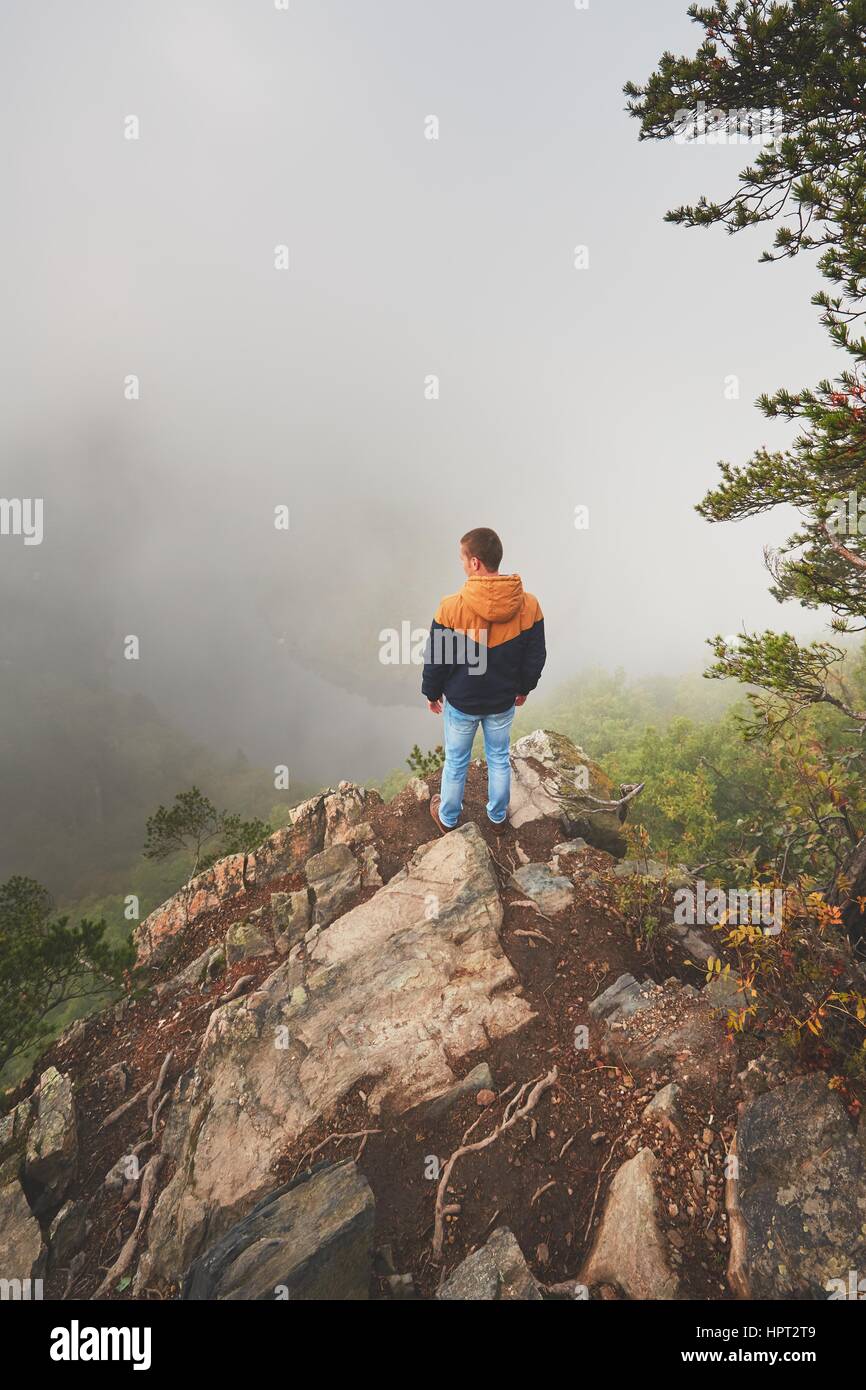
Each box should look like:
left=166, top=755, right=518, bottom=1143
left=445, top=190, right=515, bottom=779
left=422, top=527, right=546, bottom=834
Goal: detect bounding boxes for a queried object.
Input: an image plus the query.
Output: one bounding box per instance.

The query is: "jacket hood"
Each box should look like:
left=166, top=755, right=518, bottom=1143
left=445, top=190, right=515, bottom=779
left=460, top=573, right=524, bottom=624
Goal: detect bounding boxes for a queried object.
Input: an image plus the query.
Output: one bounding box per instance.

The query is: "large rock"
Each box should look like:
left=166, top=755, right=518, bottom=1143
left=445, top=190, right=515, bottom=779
left=306, top=843, right=361, bottom=928
left=183, top=1161, right=374, bottom=1301
left=0, top=1095, right=34, bottom=1187
left=271, top=889, right=311, bottom=953
left=134, top=783, right=381, bottom=966
left=24, top=1068, right=77, bottom=1215
left=47, top=1199, right=88, bottom=1271
left=436, top=1227, right=542, bottom=1301
left=0, top=1179, right=45, bottom=1289
left=320, top=783, right=381, bottom=846
left=726, top=1074, right=866, bottom=1299
left=643, top=1082, right=684, bottom=1132
left=589, top=973, right=656, bottom=1024
left=595, top=976, right=734, bottom=1092
left=511, top=864, right=573, bottom=916
left=138, top=823, right=533, bottom=1286
left=224, top=917, right=273, bottom=966
left=509, top=730, right=628, bottom=856
left=580, top=1148, right=680, bottom=1299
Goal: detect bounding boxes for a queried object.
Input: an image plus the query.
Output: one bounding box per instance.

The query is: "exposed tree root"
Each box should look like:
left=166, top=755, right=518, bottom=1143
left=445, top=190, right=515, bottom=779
left=432, top=1066, right=558, bottom=1259
left=290, top=1128, right=383, bottom=1182
left=98, top=1081, right=150, bottom=1133
left=147, top=1050, right=173, bottom=1118
left=91, top=1153, right=164, bottom=1300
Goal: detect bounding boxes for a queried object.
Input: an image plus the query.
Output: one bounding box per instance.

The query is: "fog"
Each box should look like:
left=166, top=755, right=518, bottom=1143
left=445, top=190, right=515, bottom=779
left=0, top=0, right=829, bottom=791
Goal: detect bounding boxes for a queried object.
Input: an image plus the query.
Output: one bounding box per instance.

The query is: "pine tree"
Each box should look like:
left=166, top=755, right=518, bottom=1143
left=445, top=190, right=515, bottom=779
left=627, top=1, right=866, bottom=939
left=0, top=876, right=133, bottom=1074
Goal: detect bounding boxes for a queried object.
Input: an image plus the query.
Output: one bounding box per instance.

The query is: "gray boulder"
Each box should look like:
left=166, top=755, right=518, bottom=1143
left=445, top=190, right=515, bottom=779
left=0, top=1178, right=45, bottom=1288
left=727, top=1074, right=866, bottom=1299
left=436, top=1227, right=542, bottom=1301
left=508, top=730, right=629, bottom=857
left=307, top=843, right=361, bottom=928
left=589, top=973, right=657, bottom=1024
left=552, top=837, right=589, bottom=855
left=47, top=1198, right=88, bottom=1270
left=225, top=917, right=273, bottom=966
left=271, top=889, right=311, bottom=953
left=511, top=863, right=573, bottom=916
left=580, top=1148, right=679, bottom=1300
left=24, top=1067, right=77, bottom=1215
left=183, top=1161, right=374, bottom=1300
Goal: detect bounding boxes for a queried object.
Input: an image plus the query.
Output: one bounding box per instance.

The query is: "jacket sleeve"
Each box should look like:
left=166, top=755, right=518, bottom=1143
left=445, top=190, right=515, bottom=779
left=518, top=615, right=546, bottom=695
left=421, top=616, right=455, bottom=701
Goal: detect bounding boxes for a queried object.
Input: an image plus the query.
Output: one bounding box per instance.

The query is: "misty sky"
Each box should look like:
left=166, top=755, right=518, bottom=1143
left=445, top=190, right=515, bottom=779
left=0, top=0, right=833, bottom=785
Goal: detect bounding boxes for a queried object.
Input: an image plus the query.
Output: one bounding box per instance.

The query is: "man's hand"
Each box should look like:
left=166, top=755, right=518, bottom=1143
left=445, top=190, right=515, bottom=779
left=514, top=694, right=527, bottom=707
left=427, top=699, right=443, bottom=714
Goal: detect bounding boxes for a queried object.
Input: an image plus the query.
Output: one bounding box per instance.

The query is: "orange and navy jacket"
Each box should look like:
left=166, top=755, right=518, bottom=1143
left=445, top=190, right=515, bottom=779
left=422, top=573, right=546, bottom=715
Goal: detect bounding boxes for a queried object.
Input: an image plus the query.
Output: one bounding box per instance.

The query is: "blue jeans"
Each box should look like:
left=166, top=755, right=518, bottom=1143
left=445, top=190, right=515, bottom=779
left=439, top=701, right=516, bottom=828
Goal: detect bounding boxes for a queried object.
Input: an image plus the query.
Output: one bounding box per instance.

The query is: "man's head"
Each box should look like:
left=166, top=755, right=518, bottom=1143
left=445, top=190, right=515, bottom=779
left=460, top=527, right=503, bottom=577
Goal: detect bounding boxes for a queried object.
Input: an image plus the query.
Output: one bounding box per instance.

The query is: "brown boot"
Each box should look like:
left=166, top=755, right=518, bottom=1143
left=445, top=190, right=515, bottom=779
left=488, top=815, right=510, bottom=836
left=430, top=795, right=456, bottom=835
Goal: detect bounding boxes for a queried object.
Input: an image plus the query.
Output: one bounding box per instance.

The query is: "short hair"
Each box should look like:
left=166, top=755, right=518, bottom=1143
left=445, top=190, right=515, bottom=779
left=460, top=527, right=503, bottom=571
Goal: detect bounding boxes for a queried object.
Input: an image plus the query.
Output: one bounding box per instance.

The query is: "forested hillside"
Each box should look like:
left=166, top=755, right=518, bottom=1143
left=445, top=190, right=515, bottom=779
left=0, top=672, right=306, bottom=906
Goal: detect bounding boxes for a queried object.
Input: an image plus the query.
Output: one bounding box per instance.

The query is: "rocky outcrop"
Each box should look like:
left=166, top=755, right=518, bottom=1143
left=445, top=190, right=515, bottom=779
left=24, top=1067, right=77, bottom=1217
left=726, top=1074, right=866, bottom=1299
left=182, top=1161, right=375, bottom=1301
left=436, top=1227, right=542, bottom=1301
left=580, top=1148, right=680, bottom=1300
left=137, top=822, right=534, bottom=1286
left=509, top=729, right=629, bottom=857
left=134, top=783, right=381, bottom=966
left=135, top=853, right=248, bottom=969
left=0, top=1178, right=45, bottom=1288
left=29, top=728, right=841, bottom=1303
left=0, top=1071, right=80, bottom=1288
